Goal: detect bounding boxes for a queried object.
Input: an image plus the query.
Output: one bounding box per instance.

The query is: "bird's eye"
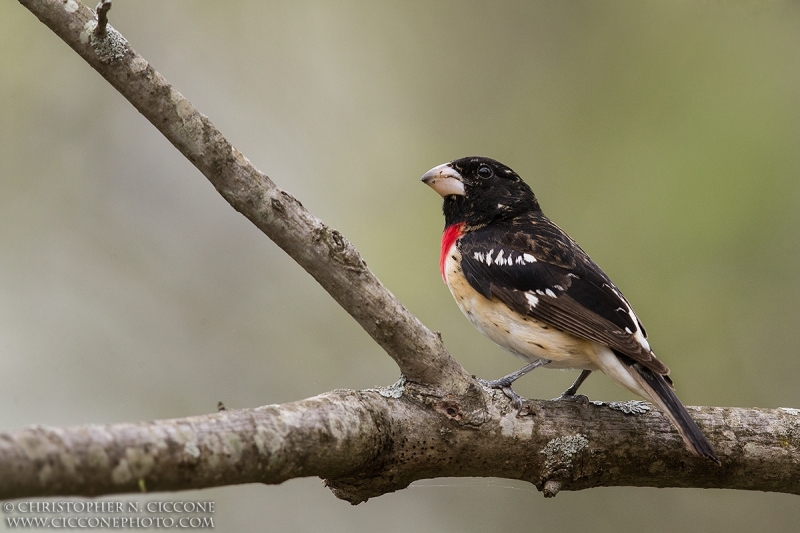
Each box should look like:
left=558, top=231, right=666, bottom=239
left=477, top=165, right=493, bottom=179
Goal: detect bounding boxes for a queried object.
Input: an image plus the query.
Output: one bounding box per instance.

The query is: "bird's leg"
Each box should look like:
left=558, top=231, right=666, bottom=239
left=554, top=369, right=592, bottom=402
left=479, top=358, right=551, bottom=388
left=476, top=359, right=550, bottom=410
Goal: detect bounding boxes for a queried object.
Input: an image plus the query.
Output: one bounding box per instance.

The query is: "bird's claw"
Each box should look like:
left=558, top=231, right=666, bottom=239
left=475, top=377, right=526, bottom=411
left=552, top=392, right=590, bottom=406
left=501, top=387, right=524, bottom=410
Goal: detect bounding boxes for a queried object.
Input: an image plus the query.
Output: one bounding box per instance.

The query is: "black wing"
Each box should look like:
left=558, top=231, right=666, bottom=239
left=458, top=214, right=668, bottom=375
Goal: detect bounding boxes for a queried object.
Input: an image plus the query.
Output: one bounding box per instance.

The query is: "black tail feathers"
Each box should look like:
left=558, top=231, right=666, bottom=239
left=631, top=363, right=720, bottom=464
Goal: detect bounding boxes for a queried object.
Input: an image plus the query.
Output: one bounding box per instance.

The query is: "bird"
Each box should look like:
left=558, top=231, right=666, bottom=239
left=421, top=156, right=719, bottom=463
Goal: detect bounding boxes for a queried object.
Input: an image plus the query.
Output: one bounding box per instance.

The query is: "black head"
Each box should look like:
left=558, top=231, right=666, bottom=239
left=421, top=156, right=540, bottom=229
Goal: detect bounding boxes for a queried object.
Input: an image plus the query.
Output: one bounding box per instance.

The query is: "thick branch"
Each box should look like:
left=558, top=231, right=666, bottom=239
left=1, top=386, right=798, bottom=501
left=0, top=391, right=383, bottom=499
left=16, top=0, right=471, bottom=393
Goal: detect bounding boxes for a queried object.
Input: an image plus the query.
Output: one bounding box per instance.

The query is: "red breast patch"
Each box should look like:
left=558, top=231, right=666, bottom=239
left=440, top=223, right=464, bottom=281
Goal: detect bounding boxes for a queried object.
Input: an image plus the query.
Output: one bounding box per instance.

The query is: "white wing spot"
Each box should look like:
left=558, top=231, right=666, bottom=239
left=554, top=285, right=564, bottom=291
left=495, top=249, right=505, bottom=264
left=523, top=253, right=537, bottom=263
left=525, top=292, right=539, bottom=308
left=619, top=299, right=651, bottom=352
left=486, top=249, right=494, bottom=266
left=535, top=289, right=545, bottom=296
left=516, top=256, right=525, bottom=265
left=545, top=289, right=556, bottom=298
left=474, top=252, right=485, bottom=262
left=632, top=323, right=650, bottom=351
left=567, top=273, right=579, bottom=278
left=624, top=327, right=633, bottom=334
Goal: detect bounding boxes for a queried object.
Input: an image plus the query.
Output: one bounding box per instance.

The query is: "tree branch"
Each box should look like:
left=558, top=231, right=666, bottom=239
left=2, top=383, right=799, bottom=501
left=9, top=0, right=799, bottom=502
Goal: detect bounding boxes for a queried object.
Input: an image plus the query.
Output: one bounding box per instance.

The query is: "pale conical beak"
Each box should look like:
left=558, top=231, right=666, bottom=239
left=421, top=163, right=465, bottom=197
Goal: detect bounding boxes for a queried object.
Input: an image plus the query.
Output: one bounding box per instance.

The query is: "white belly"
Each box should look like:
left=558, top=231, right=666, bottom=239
left=443, top=246, right=599, bottom=370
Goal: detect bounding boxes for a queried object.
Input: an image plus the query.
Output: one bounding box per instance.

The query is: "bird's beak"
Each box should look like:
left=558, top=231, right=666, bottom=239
left=421, top=163, right=466, bottom=197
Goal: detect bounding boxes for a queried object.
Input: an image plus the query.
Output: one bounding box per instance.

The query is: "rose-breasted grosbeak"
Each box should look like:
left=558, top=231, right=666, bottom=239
left=422, top=156, right=718, bottom=463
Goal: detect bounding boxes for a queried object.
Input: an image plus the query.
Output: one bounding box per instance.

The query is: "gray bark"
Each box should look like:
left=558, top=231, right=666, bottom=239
left=2, top=383, right=799, bottom=501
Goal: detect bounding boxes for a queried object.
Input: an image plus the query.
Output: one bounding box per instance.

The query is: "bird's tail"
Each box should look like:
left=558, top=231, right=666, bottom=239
left=629, top=362, right=720, bottom=464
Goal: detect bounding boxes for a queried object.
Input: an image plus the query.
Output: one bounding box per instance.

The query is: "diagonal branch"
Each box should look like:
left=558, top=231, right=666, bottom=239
left=8, top=0, right=800, bottom=503
left=18, top=0, right=471, bottom=393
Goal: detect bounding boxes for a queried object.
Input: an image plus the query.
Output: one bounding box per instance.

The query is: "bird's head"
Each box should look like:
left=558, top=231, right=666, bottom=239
left=421, top=156, right=540, bottom=229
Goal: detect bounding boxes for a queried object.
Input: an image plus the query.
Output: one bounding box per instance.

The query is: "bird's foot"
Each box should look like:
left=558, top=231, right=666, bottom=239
left=553, top=369, right=592, bottom=403
left=552, top=392, right=590, bottom=406
left=476, top=377, right=525, bottom=410
left=474, top=360, right=549, bottom=411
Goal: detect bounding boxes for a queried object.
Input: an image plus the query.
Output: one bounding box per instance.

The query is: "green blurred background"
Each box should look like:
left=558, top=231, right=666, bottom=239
left=2, top=1, right=800, bottom=531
